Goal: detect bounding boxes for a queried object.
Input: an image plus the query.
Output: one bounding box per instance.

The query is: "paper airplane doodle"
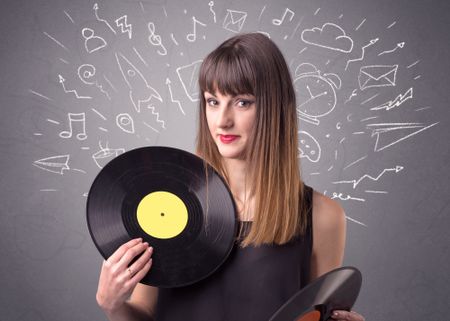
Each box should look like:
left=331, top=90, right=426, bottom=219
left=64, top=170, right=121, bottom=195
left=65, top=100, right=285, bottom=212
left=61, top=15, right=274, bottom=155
left=301, top=23, right=354, bottom=53
left=176, top=60, right=202, bottom=102
left=92, top=141, right=125, bottom=169
left=115, top=52, right=163, bottom=112
left=358, top=65, right=398, bottom=91
left=33, top=155, right=70, bottom=175
left=366, top=122, right=439, bottom=152
left=223, top=9, right=247, bottom=33
left=370, top=88, right=413, bottom=111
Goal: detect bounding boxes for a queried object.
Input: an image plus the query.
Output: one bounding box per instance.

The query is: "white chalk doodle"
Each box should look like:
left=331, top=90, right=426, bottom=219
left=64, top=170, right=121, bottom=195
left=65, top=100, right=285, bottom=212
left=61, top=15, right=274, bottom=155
left=355, top=18, right=366, bottom=31
left=176, top=60, right=202, bottom=102
left=148, top=22, right=167, bottom=55
left=115, top=15, right=132, bottom=39
left=162, top=6, right=168, bottom=18
left=187, top=16, right=207, bottom=42
left=93, top=3, right=116, bottom=34
left=147, top=103, right=166, bottom=129
left=272, top=8, right=294, bottom=26
left=115, top=52, right=163, bottom=113
left=77, top=64, right=111, bottom=100
left=47, top=118, right=60, bottom=125
left=82, top=28, right=107, bottom=53
left=58, top=74, right=92, bottom=99
left=331, top=192, right=365, bottom=202
left=43, top=31, right=69, bottom=52
left=345, top=37, right=379, bottom=70
left=170, top=33, right=179, bottom=46
left=406, top=60, right=420, bottom=69
left=33, top=155, right=70, bottom=175
left=366, top=122, right=439, bottom=152
left=346, top=216, right=367, bottom=227
left=92, top=141, right=125, bottom=169
left=60, top=112, right=88, bottom=140
left=361, top=93, right=380, bottom=105
left=290, top=17, right=304, bottom=39
left=133, top=47, right=148, bottom=67
left=223, top=9, right=247, bottom=33
left=378, top=42, right=405, bottom=56
left=29, top=89, right=52, bottom=101
left=370, top=87, right=413, bottom=111
left=314, top=8, right=321, bottom=16
left=333, top=165, right=404, bottom=189
left=387, top=21, right=397, bottom=29
left=63, top=10, right=74, bottom=24
left=344, top=89, right=358, bottom=104
left=358, top=65, right=398, bottom=91
left=59, top=58, right=69, bottom=64
left=301, top=23, right=353, bottom=53
left=258, top=5, right=266, bottom=21
left=103, top=75, right=117, bottom=92
left=209, top=1, right=216, bottom=23
left=294, top=63, right=340, bottom=125
left=365, top=190, right=388, bottom=194
left=413, top=75, right=421, bottom=80
left=298, top=130, right=321, bottom=163
left=143, top=121, right=160, bottom=134
left=344, top=155, right=368, bottom=170
left=166, top=77, right=185, bottom=115
left=116, top=113, right=135, bottom=134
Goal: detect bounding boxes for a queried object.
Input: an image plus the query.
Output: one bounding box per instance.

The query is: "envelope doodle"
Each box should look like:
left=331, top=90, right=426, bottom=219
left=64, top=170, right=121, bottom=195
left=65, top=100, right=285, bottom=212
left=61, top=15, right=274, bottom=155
left=176, top=60, right=203, bottom=102
left=223, top=9, right=247, bottom=33
left=358, top=65, right=398, bottom=91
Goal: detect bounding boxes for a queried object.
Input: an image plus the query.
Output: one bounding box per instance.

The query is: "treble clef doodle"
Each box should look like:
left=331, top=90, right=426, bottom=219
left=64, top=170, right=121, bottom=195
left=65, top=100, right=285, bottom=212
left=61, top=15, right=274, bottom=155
left=147, top=22, right=167, bottom=56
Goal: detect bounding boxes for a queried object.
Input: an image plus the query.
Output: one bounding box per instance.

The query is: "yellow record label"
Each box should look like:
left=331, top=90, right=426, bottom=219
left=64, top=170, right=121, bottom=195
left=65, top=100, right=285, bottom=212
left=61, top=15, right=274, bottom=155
left=136, top=191, right=188, bottom=239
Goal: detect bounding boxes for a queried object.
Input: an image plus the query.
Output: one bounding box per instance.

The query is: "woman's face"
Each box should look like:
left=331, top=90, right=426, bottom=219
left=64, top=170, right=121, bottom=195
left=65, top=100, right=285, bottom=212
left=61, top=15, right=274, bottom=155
left=204, top=90, right=256, bottom=161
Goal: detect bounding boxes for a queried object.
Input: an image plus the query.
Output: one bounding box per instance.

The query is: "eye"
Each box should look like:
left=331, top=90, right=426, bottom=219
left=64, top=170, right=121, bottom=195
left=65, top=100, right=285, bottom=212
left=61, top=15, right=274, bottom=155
left=206, top=98, right=218, bottom=107
left=236, top=99, right=254, bottom=108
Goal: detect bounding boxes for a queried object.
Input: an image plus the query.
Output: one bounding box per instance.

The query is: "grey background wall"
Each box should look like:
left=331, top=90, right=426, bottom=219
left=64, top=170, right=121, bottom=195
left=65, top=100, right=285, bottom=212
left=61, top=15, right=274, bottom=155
left=1, top=0, right=449, bottom=320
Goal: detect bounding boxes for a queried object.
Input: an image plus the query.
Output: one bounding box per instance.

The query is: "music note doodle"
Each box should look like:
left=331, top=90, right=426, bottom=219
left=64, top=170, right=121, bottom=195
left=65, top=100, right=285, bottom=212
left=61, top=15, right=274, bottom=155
left=59, top=113, right=87, bottom=140
left=272, top=8, right=294, bottom=26
left=147, top=22, right=167, bottom=55
left=187, top=16, right=206, bottom=42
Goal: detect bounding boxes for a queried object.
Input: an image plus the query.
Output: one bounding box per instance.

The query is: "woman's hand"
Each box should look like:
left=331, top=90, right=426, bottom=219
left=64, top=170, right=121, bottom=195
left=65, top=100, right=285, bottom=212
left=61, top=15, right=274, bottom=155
left=96, top=238, right=153, bottom=314
left=330, top=310, right=365, bottom=321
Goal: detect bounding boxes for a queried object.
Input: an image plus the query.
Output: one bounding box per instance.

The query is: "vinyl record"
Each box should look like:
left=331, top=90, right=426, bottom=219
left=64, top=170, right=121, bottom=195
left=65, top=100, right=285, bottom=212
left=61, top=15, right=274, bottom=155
left=269, top=266, right=362, bottom=321
left=86, top=146, right=237, bottom=288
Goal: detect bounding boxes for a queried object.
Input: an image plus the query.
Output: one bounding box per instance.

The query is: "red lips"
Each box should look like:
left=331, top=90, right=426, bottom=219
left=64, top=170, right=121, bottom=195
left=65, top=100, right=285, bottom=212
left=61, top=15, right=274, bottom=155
left=219, top=135, right=239, bottom=144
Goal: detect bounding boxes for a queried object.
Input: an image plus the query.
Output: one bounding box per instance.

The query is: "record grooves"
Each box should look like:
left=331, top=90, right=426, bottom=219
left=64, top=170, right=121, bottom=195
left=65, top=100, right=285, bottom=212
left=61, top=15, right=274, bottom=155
left=87, top=146, right=237, bottom=288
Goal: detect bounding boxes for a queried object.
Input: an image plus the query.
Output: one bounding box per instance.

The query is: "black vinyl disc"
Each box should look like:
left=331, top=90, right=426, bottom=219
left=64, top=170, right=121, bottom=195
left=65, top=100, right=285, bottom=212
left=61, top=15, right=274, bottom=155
left=269, top=266, right=362, bottom=321
left=86, top=146, right=237, bottom=288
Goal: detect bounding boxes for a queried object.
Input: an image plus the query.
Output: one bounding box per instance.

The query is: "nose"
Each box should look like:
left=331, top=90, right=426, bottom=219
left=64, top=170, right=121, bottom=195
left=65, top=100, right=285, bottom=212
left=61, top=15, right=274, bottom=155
left=216, top=104, right=233, bottom=129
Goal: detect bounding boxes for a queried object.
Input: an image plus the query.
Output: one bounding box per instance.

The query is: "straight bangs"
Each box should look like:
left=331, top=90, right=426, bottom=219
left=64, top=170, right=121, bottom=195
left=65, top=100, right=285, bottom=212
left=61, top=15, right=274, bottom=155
left=199, top=48, right=256, bottom=97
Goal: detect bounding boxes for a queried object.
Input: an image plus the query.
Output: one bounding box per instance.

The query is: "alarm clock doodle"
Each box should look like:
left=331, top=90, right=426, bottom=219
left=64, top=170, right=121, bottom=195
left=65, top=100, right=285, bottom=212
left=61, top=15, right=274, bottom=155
left=294, top=63, right=342, bottom=126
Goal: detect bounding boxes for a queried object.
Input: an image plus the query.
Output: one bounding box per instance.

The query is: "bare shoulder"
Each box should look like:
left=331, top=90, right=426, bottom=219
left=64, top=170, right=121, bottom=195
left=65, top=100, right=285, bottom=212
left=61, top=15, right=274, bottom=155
left=309, top=190, right=347, bottom=280
left=312, top=190, right=346, bottom=232
left=130, top=283, right=159, bottom=315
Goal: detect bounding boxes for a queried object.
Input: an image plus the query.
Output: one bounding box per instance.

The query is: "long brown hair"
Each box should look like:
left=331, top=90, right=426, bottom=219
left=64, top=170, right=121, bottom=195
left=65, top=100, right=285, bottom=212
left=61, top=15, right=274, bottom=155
left=196, top=33, right=307, bottom=246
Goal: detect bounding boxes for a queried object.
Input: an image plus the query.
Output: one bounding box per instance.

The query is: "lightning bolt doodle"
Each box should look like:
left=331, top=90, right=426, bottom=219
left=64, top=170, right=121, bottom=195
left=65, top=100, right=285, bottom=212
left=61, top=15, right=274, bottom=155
left=333, top=166, right=404, bottom=189
left=147, top=104, right=166, bottom=129
left=115, top=15, right=132, bottom=39
left=370, top=88, right=413, bottom=111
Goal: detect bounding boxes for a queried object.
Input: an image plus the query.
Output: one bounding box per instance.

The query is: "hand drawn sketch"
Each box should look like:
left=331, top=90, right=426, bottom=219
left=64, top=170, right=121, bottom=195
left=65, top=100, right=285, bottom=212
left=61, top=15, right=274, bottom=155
left=298, top=130, right=321, bottom=163
left=358, top=65, right=398, bottom=91
left=82, top=27, right=107, bottom=53
left=370, top=88, right=413, bottom=111
left=115, top=52, right=163, bottom=112
left=176, top=60, right=202, bottom=102
left=378, top=42, right=405, bottom=56
left=58, top=74, right=92, bottom=99
left=93, top=3, right=116, bottom=34
left=209, top=1, right=216, bottom=23
left=223, top=9, right=247, bottom=33
left=301, top=23, right=353, bottom=53
left=116, top=113, right=135, bottom=134
left=366, top=122, right=439, bottom=152
left=147, top=22, right=167, bottom=55
left=166, top=77, right=185, bottom=115
left=146, top=103, right=166, bottom=129
left=345, top=38, right=379, bottom=70
left=333, top=166, right=404, bottom=189
left=187, top=16, right=207, bottom=42
left=77, top=64, right=111, bottom=100
left=272, top=8, right=295, bottom=26
left=294, top=63, right=341, bottom=125
left=92, top=141, right=125, bottom=168
left=33, top=155, right=70, bottom=175
left=59, top=113, right=87, bottom=140
left=115, top=15, right=132, bottom=39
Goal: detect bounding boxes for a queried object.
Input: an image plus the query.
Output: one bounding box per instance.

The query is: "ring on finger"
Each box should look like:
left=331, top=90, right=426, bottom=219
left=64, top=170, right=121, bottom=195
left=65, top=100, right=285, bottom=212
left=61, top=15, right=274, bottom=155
left=127, top=267, right=133, bottom=277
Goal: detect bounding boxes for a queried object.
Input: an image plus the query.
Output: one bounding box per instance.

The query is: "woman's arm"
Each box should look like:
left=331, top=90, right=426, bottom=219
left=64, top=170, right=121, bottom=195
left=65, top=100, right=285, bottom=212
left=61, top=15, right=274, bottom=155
left=310, top=190, right=346, bottom=281
left=96, top=238, right=158, bottom=321
left=310, top=191, right=365, bottom=321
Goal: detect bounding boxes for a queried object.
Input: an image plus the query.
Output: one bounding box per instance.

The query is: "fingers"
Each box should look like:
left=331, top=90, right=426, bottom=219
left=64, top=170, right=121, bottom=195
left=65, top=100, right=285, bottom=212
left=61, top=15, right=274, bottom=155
left=107, top=238, right=143, bottom=264
left=331, top=310, right=365, bottom=321
left=116, top=241, right=150, bottom=271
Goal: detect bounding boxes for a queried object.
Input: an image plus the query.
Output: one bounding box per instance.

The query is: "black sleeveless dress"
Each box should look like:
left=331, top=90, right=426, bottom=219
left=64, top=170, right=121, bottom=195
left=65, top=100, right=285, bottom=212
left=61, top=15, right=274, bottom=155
left=154, top=185, right=314, bottom=321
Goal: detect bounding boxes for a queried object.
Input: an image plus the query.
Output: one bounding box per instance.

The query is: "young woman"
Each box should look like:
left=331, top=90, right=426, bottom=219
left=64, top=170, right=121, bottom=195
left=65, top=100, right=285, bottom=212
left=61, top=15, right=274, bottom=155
left=96, top=33, right=365, bottom=321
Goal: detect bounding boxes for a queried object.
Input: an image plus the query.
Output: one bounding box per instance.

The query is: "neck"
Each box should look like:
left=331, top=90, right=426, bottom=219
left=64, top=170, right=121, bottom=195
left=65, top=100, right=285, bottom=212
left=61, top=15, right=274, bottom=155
left=223, top=158, right=254, bottom=221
